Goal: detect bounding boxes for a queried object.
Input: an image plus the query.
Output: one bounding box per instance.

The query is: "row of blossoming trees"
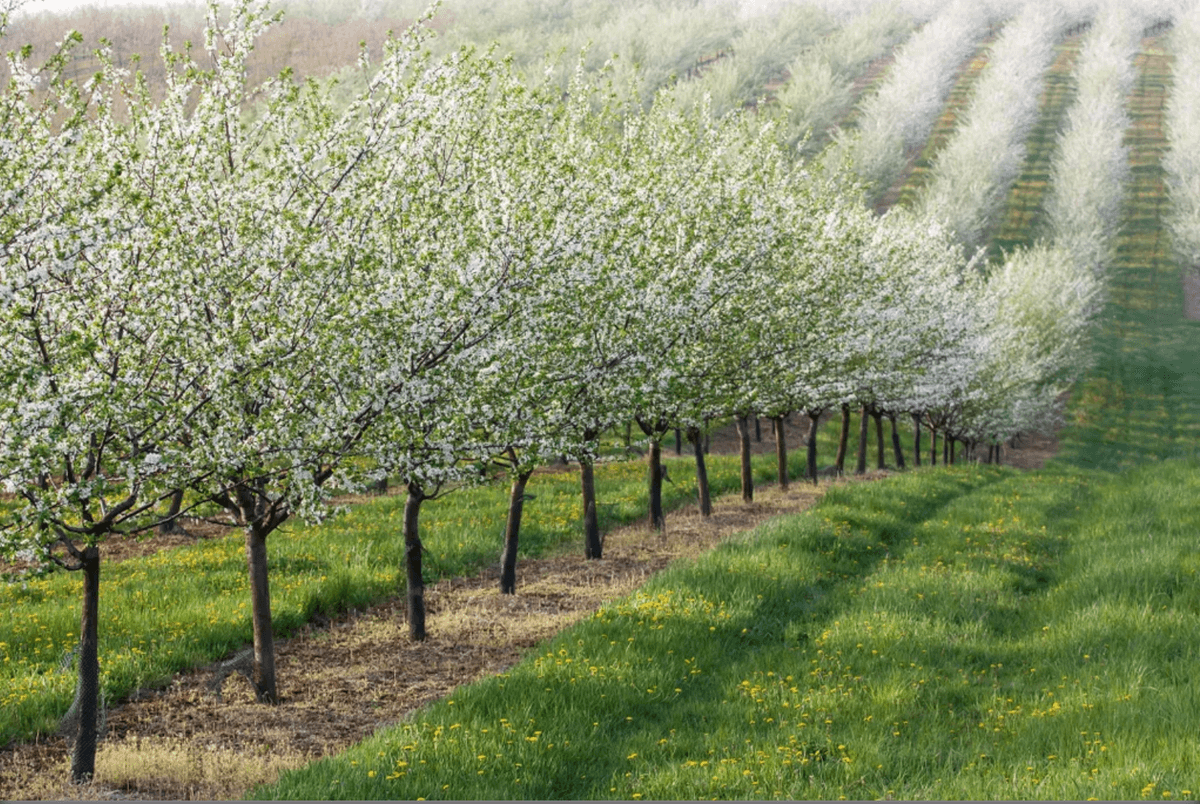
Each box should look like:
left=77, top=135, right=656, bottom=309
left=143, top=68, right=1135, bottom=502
left=0, top=0, right=1104, bottom=782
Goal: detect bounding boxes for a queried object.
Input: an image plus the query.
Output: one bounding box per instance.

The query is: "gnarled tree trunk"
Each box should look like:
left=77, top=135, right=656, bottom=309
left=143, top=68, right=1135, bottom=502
left=647, top=438, right=665, bottom=532
left=773, top=416, right=789, bottom=491
left=835, top=404, right=850, bottom=475
left=806, top=410, right=821, bottom=486
left=889, top=412, right=906, bottom=470
left=158, top=489, right=186, bottom=535
left=70, top=545, right=101, bottom=783
left=245, top=525, right=278, bottom=702
left=735, top=415, right=754, bottom=502
left=581, top=428, right=603, bottom=559
left=581, top=462, right=602, bottom=559
left=855, top=405, right=869, bottom=475
left=873, top=408, right=886, bottom=470
left=499, top=466, right=535, bottom=595
left=404, top=483, right=428, bottom=641
left=688, top=426, right=712, bottom=517
left=912, top=413, right=922, bottom=467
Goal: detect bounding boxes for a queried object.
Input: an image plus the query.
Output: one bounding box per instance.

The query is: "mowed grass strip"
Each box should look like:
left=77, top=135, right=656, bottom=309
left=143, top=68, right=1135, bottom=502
left=877, top=28, right=997, bottom=212
left=987, top=30, right=1086, bottom=261
left=0, top=446, right=803, bottom=749
left=253, top=462, right=1200, bottom=800
left=1062, top=33, right=1200, bottom=469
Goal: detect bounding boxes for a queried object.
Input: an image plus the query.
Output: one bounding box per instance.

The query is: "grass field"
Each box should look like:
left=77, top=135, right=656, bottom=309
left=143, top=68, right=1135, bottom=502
left=251, top=31, right=1200, bottom=802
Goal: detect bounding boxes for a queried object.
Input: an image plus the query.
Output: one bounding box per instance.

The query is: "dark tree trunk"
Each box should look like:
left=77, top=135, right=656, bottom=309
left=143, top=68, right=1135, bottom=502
left=912, top=413, right=922, bottom=467
left=889, top=413, right=906, bottom=470
left=647, top=438, right=665, bottom=532
left=773, top=416, right=789, bottom=491
left=158, top=489, right=186, bottom=535
left=245, top=525, right=278, bottom=702
left=995, top=443, right=1002, bottom=465
left=735, top=415, right=754, bottom=502
left=806, top=411, right=821, bottom=486
left=930, top=428, right=938, bottom=466
left=755, top=417, right=762, bottom=442
left=404, top=483, right=428, bottom=641
left=499, top=467, right=535, bottom=595
left=688, top=427, right=712, bottom=517
left=944, top=435, right=951, bottom=466
left=70, top=545, right=101, bottom=784
left=835, top=404, right=850, bottom=475
left=674, top=428, right=682, bottom=456
left=855, top=405, right=869, bottom=475
left=581, top=457, right=602, bottom=559
left=623, top=421, right=632, bottom=448
left=873, top=409, right=886, bottom=470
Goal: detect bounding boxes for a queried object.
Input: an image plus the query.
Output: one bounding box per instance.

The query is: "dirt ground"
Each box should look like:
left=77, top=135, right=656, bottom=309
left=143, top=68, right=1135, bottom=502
left=0, top=418, right=1056, bottom=801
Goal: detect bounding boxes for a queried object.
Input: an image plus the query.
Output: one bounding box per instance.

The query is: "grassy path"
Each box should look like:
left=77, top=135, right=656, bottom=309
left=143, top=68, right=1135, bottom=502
left=257, top=462, right=1200, bottom=800
left=876, top=29, right=998, bottom=212
left=1062, top=33, right=1200, bottom=469
left=987, top=32, right=1086, bottom=262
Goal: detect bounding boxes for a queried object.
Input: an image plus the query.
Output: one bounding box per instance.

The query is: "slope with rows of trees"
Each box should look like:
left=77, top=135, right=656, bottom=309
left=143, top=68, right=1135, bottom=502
left=0, top=0, right=1171, bottom=794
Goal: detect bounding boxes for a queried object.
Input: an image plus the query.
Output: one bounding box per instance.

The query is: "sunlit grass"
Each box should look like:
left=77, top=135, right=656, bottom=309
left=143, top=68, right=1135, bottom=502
left=254, top=463, right=1200, bottom=800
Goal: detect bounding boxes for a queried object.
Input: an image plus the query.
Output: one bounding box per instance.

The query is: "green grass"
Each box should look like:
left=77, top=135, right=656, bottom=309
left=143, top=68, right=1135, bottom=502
left=1057, top=38, right=1200, bottom=469
left=0, top=442, right=816, bottom=749
left=253, top=463, right=1200, bottom=800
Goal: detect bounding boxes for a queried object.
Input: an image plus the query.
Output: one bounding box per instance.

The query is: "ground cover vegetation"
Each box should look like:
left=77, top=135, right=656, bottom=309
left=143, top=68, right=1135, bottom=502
left=258, top=462, right=1200, bottom=800
left=1, top=0, right=1191, bottom=796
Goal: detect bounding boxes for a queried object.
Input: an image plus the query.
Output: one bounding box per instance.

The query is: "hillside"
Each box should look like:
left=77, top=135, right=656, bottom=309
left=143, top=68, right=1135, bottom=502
left=1, top=0, right=1197, bottom=800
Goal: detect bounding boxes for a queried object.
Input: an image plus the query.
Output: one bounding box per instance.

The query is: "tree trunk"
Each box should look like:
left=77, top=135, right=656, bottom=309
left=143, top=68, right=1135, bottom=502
left=873, top=409, right=886, bottom=470
left=404, top=483, right=427, bottom=641
left=806, top=411, right=821, bottom=486
left=647, top=438, right=665, bottom=532
left=930, top=428, right=938, bottom=466
left=581, top=457, right=602, bottom=559
left=735, top=415, right=753, bottom=502
left=70, top=545, right=101, bottom=784
left=944, top=435, right=951, bottom=466
left=158, top=489, right=186, bottom=535
left=688, top=427, right=712, bottom=517
left=912, top=413, right=922, bottom=467
left=755, top=417, right=762, bottom=443
left=674, top=428, right=682, bottom=456
left=773, top=416, right=789, bottom=491
left=835, top=404, right=850, bottom=475
left=499, top=468, right=535, bottom=595
left=889, top=413, right=906, bottom=470
left=855, top=405, right=868, bottom=475
left=245, top=525, right=278, bottom=703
